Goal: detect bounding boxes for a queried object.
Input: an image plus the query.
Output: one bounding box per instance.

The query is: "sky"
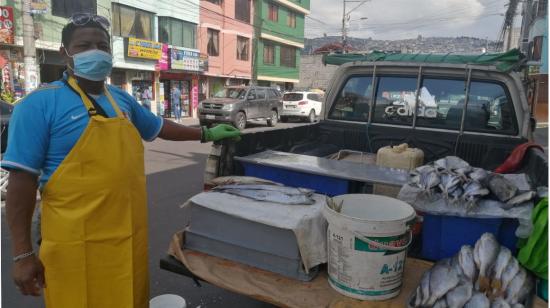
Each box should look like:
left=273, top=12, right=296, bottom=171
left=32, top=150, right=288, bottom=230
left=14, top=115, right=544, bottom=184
left=305, top=0, right=515, bottom=40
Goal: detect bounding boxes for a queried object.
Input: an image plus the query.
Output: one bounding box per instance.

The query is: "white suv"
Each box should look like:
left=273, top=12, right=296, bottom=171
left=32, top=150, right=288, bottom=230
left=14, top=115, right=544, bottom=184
left=280, top=91, right=323, bottom=123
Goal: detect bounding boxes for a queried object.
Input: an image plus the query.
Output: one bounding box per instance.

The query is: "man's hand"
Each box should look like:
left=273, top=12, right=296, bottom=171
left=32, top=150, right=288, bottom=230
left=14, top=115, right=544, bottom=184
left=202, top=124, right=241, bottom=142
left=13, top=255, right=45, bottom=296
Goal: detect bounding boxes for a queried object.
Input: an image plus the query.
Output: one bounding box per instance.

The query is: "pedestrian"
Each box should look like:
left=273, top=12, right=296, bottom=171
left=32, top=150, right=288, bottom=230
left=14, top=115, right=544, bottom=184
left=1, top=13, right=240, bottom=308
left=171, top=84, right=182, bottom=123
left=141, top=86, right=152, bottom=111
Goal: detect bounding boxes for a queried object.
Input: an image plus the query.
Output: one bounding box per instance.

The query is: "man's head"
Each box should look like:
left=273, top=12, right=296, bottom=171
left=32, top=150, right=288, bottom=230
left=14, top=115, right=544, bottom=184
left=60, top=14, right=112, bottom=81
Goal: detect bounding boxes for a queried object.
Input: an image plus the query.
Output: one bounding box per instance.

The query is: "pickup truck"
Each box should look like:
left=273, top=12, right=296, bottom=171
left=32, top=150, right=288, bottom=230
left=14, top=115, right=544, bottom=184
left=162, top=52, right=548, bottom=305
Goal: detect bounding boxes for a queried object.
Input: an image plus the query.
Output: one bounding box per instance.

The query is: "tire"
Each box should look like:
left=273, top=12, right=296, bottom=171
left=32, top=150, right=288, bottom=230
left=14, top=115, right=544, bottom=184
left=307, top=109, right=316, bottom=123
left=280, top=116, right=288, bottom=123
left=234, top=112, right=247, bottom=130
left=267, top=110, right=278, bottom=127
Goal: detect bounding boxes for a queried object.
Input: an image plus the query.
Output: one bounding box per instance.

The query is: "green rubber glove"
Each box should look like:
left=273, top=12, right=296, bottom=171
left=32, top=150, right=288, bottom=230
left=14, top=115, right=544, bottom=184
left=202, top=124, right=241, bottom=143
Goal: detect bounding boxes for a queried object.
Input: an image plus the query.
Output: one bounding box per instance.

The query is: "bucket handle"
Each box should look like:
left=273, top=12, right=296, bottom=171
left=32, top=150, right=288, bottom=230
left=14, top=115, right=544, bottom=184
left=353, top=231, right=413, bottom=251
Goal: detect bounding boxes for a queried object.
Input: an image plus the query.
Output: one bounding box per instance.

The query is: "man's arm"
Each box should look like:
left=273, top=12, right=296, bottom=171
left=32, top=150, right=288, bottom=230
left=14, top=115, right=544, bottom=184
left=157, top=120, right=241, bottom=142
left=157, top=120, right=202, bottom=141
left=6, top=169, right=45, bottom=296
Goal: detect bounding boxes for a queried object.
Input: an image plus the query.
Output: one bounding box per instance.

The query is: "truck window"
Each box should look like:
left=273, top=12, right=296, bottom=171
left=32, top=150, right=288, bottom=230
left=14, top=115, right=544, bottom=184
left=466, top=81, right=517, bottom=135
left=307, top=93, right=319, bottom=101
left=372, top=76, right=418, bottom=126
left=328, top=76, right=373, bottom=122
left=416, top=78, right=466, bottom=130
left=256, top=89, right=266, bottom=100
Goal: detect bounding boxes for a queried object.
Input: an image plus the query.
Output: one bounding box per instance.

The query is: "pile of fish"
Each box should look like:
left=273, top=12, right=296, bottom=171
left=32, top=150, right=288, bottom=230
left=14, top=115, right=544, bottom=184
left=212, top=184, right=316, bottom=205
left=408, top=156, right=535, bottom=210
left=409, top=233, right=534, bottom=308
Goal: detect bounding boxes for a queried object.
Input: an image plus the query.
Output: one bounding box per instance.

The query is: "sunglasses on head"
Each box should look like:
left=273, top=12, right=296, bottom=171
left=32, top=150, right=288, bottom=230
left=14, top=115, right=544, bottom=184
left=69, top=13, right=110, bottom=30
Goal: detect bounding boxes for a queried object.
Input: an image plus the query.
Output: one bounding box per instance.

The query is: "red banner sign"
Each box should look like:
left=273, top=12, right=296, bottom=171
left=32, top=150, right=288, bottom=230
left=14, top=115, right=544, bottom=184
left=0, top=6, right=15, bottom=44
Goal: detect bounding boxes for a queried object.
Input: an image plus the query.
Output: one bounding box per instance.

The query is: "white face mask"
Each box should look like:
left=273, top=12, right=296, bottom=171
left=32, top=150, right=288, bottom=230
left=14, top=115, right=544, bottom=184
left=66, top=49, right=113, bottom=81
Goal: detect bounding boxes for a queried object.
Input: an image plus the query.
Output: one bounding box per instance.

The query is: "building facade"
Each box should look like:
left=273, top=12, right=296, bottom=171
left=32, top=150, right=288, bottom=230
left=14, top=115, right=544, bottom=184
left=253, top=0, right=309, bottom=90
left=198, top=0, right=254, bottom=98
left=0, top=0, right=203, bottom=118
left=519, top=0, right=548, bottom=124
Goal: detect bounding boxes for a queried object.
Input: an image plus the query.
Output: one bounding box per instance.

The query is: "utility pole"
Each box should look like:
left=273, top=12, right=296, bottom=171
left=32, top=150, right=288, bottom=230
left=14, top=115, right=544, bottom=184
left=22, top=0, right=38, bottom=93
left=341, top=0, right=346, bottom=52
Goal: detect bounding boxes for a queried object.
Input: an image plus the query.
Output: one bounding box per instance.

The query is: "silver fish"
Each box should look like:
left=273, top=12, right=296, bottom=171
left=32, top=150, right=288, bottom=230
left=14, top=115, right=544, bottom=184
left=215, top=187, right=315, bottom=205
left=453, top=166, right=473, bottom=181
left=474, top=233, right=500, bottom=292
left=416, top=165, right=436, bottom=174
left=418, top=269, right=432, bottom=306
left=469, top=167, right=489, bottom=183
left=426, top=264, right=460, bottom=306
left=208, top=176, right=281, bottom=187
left=440, top=173, right=462, bottom=199
left=501, top=258, right=520, bottom=292
left=433, top=298, right=448, bottom=308
left=465, top=292, right=490, bottom=308
left=462, top=181, right=490, bottom=209
left=490, top=246, right=512, bottom=294
left=445, top=281, right=473, bottom=308
left=505, top=270, right=533, bottom=304
left=434, top=158, right=448, bottom=173
left=488, top=174, right=518, bottom=202
left=214, top=184, right=314, bottom=195
left=445, top=156, right=471, bottom=171
left=491, top=297, right=511, bottom=308
left=458, top=245, right=477, bottom=283
left=504, top=191, right=536, bottom=208
left=449, top=187, right=464, bottom=205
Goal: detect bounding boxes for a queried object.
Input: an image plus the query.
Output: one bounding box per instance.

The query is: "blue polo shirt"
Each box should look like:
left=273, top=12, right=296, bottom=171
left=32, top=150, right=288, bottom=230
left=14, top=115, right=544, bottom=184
left=1, top=75, right=163, bottom=187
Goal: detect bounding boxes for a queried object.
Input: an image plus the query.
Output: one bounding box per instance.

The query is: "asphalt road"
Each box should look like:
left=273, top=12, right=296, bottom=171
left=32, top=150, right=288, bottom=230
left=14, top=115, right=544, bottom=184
left=1, top=118, right=305, bottom=308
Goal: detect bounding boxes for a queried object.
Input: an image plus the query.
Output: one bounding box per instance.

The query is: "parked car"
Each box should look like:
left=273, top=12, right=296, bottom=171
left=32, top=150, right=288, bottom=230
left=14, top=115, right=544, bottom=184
left=198, top=86, right=282, bottom=130
left=280, top=91, right=323, bottom=123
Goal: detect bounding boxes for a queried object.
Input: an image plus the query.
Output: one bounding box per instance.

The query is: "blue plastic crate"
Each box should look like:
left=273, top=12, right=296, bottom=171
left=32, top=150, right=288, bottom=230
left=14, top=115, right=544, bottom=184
left=240, top=162, right=348, bottom=196
left=421, top=214, right=519, bottom=261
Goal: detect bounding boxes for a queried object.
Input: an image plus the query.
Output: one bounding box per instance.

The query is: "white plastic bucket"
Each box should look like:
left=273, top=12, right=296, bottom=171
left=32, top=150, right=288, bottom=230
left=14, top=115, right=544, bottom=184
left=323, top=194, right=416, bottom=301
left=149, top=294, right=187, bottom=308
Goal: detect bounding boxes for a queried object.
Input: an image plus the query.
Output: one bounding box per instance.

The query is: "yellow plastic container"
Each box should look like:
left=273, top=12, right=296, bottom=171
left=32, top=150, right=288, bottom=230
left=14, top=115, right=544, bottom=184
left=374, top=144, right=424, bottom=197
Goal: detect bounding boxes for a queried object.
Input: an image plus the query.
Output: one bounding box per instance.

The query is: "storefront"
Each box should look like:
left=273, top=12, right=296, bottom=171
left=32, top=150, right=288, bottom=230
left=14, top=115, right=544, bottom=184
left=157, top=46, right=203, bottom=118
left=0, top=47, right=25, bottom=102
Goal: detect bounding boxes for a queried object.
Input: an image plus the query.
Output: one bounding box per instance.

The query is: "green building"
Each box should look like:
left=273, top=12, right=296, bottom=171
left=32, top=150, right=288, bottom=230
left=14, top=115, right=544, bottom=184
left=253, top=0, right=310, bottom=89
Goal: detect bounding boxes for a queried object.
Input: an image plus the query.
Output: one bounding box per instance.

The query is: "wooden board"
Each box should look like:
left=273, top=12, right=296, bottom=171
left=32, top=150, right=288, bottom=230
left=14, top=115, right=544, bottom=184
left=168, top=231, right=545, bottom=308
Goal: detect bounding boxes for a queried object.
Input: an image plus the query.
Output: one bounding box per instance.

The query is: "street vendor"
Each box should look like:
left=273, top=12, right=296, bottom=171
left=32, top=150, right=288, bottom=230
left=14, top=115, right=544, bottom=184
left=1, top=14, right=240, bottom=308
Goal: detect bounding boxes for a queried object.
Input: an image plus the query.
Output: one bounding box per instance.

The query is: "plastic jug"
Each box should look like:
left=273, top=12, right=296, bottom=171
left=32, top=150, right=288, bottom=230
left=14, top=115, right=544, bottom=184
left=374, top=143, right=424, bottom=197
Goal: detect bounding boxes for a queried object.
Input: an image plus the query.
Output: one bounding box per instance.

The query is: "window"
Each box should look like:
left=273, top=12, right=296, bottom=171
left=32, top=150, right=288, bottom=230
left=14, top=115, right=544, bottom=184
left=235, top=0, right=251, bottom=23
left=466, top=81, right=517, bottom=134
left=264, top=43, right=275, bottom=64
left=329, top=76, right=373, bottom=122
left=416, top=78, right=466, bottom=130
left=159, top=17, right=197, bottom=48
left=112, top=3, right=154, bottom=40
left=206, top=0, right=222, bottom=4
left=372, top=76, right=418, bottom=126
left=256, top=89, right=266, bottom=99
left=287, top=11, right=296, bottom=28
left=237, top=36, right=249, bottom=61
left=268, top=3, right=279, bottom=22
left=52, top=0, right=96, bottom=18
left=207, top=29, right=220, bottom=56
left=307, top=93, right=320, bottom=101
left=283, top=93, right=303, bottom=101
left=268, top=89, right=281, bottom=98
left=280, top=46, right=296, bottom=67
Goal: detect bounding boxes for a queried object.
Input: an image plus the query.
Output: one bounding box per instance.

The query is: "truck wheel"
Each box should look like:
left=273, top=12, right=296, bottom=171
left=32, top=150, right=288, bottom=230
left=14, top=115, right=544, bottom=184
left=267, top=110, right=278, bottom=127
left=234, top=112, right=247, bottom=130
left=280, top=116, right=288, bottom=123
left=307, top=109, right=316, bottom=123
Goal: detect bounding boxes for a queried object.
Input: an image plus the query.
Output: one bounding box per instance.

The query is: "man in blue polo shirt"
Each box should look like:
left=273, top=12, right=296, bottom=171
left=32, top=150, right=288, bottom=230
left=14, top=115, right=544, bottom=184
left=2, top=14, right=239, bottom=307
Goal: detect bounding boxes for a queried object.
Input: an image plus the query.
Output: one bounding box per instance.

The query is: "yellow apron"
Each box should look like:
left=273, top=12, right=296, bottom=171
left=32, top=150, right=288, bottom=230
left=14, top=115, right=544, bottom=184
left=40, top=76, right=149, bottom=307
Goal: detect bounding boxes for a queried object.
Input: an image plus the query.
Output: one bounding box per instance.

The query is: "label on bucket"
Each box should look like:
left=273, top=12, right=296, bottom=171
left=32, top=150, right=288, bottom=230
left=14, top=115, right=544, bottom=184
left=327, top=225, right=407, bottom=300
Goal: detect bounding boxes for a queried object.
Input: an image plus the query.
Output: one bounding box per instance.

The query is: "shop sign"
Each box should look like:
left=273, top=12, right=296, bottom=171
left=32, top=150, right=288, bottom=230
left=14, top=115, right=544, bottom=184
left=0, top=6, right=15, bottom=44
left=155, top=43, right=169, bottom=71
left=199, top=54, right=208, bottom=72
left=170, top=47, right=201, bottom=71
left=127, top=38, right=162, bottom=60
left=30, top=0, right=48, bottom=14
